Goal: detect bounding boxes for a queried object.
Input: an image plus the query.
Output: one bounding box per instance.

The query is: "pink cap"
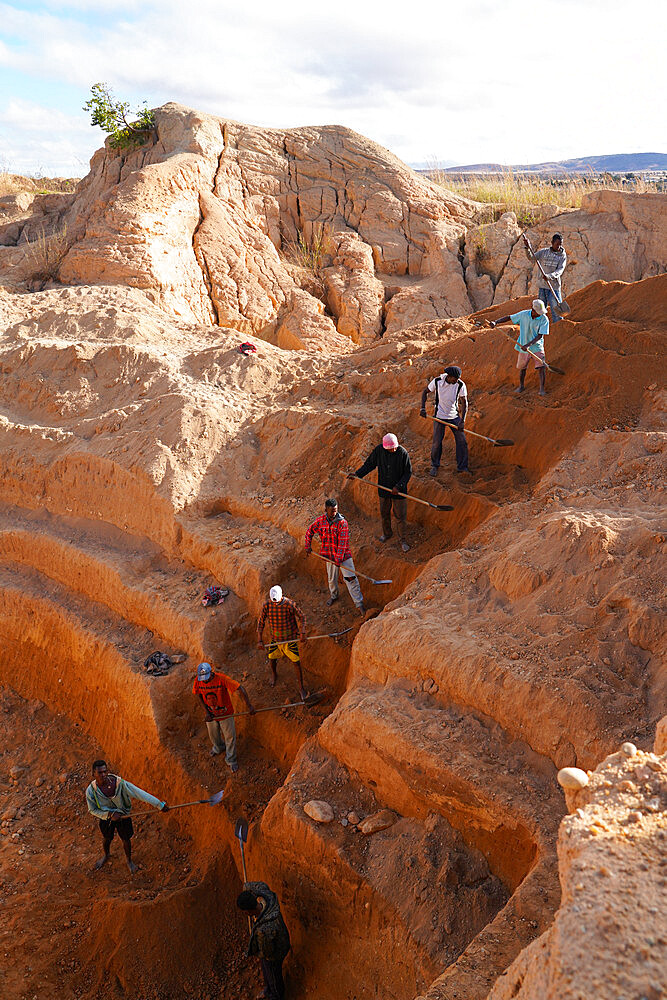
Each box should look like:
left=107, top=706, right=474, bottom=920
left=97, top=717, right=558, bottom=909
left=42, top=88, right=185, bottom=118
left=382, top=433, right=399, bottom=449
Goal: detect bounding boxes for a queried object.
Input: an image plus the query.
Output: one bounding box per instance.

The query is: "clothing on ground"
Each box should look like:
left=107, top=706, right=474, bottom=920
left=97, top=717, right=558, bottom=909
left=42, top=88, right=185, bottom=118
left=193, top=670, right=240, bottom=719
left=206, top=716, right=237, bottom=766
left=431, top=415, right=469, bottom=471
left=327, top=557, right=363, bottom=608
left=510, top=309, right=549, bottom=352
left=305, top=512, right=352, bottom=564
left=267, top=641, right=301, bottom=662
left=534, top=245, right=566, bottom=295
left=427, top=375, right=468, bottom=420
left=99, top=816, right=134, bottom=841
left=355, top=444, right=412, bottom=494
left=244, top=881, right=291, bottom=963
left=379, top=494, right=407, bottom=539
left=86, top=776, right=165, bottom=819
left=538, top=286, right=563, bottom=324
left=257, top=596, right=305, bottom=643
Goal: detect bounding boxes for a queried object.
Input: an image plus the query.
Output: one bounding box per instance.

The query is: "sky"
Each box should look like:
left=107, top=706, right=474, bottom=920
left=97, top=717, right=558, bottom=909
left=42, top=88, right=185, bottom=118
left=1, top=0, right=665, bottom=177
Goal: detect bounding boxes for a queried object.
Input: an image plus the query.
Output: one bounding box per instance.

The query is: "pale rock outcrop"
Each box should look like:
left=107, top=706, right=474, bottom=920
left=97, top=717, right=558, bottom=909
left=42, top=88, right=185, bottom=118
left=488, top=729, right=667, bottom=1000
left=494, top=190, right=667, bottom=303
left=463, top=211, right=522, bottom=310
left=324, top=232, right=385, bottom=343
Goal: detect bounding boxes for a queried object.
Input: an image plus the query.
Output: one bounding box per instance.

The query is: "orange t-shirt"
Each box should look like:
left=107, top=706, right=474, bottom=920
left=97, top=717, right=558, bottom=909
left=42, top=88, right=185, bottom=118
left=192, top=670, right=240, bottom=718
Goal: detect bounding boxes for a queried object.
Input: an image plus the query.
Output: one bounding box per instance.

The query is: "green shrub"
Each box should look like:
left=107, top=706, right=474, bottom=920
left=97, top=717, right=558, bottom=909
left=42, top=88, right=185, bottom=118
left=84, top=83, right=155, bottom=150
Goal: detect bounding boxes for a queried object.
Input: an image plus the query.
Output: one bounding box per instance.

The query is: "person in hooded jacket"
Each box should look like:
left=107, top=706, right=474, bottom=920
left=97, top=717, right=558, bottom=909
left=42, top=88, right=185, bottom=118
left=237, top=881, right=291, bottom=999
left=349, top=432, right=412, bottom=552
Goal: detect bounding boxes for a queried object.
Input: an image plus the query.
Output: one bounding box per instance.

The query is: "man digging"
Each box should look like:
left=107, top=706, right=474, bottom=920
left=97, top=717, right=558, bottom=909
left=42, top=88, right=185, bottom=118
left=528, top=232, right=567, bottom=322
left=420, top=365, right=470, bottom=476
left=490, top=299, right=550, bottom=396
left=85, top=759, right=169, bottom=874
left=193, top=662, right=255, bottom=772
left=257, top=585, right=308, bottom=701
left=237, top=881, right=291, bottom=1000
left=349, top=432, right=412, bottom=552
left=305, top=498, right=365, bottom=616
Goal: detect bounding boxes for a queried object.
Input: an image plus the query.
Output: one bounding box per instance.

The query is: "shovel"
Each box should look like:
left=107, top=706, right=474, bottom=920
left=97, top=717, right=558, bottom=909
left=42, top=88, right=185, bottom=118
left=522, top=234, right=570, bottom=315
left=223, top=688, right=327, bottom=720
left=501, top=329, right=566, bottom=376
left=311, top=550, right=392, bottom=585
left=431, top=416, right=514, bottom=447
left=345, top=473, right=454, bottom=511
left=305, top=627, right=353, bottom=641
left=235, top=818, right=252, bottom=931
left=132, top=789, right=224, bottom=818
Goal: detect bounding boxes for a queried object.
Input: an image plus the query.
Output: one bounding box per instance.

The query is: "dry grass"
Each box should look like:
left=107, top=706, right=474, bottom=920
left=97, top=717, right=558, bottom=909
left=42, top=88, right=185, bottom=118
left=429, top=168, right=664, bottom=227
left=24, top=224, right=70, bottom=288
left=0, top=173, right=79, bottom=198
left=284, top=224, right=334, bottom=277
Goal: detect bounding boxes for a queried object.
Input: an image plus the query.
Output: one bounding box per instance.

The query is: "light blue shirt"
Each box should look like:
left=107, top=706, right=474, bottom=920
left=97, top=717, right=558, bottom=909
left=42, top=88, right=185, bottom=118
left=510, top=310, right=549, bottom=352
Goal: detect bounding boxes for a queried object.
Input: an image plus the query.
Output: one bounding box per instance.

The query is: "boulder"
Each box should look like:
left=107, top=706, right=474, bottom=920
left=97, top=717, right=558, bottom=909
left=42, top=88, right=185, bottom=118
left=358, top=809, right=396, bottom=835
left=304, top=799, right=335, bottom=823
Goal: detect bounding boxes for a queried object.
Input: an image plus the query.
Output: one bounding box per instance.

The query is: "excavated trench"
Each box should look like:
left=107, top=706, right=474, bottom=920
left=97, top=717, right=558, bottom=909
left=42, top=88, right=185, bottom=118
left=2, top=274, right=664, bottom=1000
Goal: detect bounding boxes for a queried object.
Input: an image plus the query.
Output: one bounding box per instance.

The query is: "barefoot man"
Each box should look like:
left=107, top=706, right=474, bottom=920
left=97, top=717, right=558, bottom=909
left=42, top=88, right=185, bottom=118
left=490, top=299, right=550, bottom=396
left=257, top=585, right=308, bottom=700
left=86, top=759, right=169, bottom=874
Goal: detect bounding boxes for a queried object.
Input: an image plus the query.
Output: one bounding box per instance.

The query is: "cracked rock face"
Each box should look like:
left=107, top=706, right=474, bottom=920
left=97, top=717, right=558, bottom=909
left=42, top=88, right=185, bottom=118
left=0, top=104, right=476, bottom=349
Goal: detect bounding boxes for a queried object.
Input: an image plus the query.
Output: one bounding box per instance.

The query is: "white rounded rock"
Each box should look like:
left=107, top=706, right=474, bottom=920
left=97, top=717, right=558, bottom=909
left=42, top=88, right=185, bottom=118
left=620, top=742, right=638, bottom=757
left=304, top=799, right=335, bottom=823
left=557, top=767, right=590, bottom=790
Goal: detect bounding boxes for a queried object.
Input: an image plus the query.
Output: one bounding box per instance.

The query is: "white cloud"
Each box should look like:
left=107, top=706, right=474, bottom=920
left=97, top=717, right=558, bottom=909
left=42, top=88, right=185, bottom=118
left=0, top=0, right=665, bottom=174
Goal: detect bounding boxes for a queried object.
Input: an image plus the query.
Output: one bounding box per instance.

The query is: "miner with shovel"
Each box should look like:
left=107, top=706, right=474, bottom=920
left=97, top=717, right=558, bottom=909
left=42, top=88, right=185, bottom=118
left=348, top=433, right=412, bottom=552
left=257, top=585, right=308, bottom=701
left=420, top=365, right=470, bottom=477
left=193, top=662, right=255, bottom=771
left=85, top=759, right=169, bottom=874
left=525, top=232, right=567, bottom=322
left=305, top=498, right=365, bottom=615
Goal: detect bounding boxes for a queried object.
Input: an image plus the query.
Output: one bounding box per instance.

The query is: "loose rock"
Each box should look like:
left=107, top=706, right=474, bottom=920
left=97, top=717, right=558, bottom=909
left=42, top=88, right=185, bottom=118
left=620, top=742, right=638, bottom=757
left=358, top=809, right=397, bottom=835
left=304, top=800, right=335, bottom=823
left=557, top=767, right=590, bottom=790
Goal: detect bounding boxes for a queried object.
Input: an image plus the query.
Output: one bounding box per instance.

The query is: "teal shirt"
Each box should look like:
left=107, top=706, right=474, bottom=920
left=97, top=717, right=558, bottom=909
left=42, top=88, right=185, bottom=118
left=510, top=309, right=549, bottom=352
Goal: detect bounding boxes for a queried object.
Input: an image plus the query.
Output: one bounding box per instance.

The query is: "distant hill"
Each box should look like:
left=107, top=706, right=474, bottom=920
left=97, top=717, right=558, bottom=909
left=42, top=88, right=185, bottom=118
left=434, top=153, right=667, bottom=175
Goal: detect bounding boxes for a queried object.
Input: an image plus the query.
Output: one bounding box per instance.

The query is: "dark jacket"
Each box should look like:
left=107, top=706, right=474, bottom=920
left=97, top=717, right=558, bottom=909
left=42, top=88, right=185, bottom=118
left=245, top=881, right=291, bottom=962
left=355, top=444, right=412, bottom=494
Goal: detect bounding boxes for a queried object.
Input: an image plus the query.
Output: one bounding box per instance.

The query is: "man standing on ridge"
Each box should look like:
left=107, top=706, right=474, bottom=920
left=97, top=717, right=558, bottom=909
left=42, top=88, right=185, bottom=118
left=490, top=299, right=550, bottom=395
left=193, top=662, right=255, bottom=771
left=257, top=585, right=308, bottom=700
left=85, top=759, right=169, bottom=874
left=305, top=498, right=365, bottom=615
left=527, top=232, right=567, bottom=323
left=420, top=365, right=470, bottom=477
left=349, top=433, right=412, bottom=552
left=237, top=881, right=291, bottom=1000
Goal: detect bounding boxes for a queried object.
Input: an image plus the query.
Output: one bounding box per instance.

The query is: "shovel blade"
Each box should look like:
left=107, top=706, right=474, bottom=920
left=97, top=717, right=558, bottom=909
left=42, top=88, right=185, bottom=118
left=493, top=439, right=515, bottom=447
left=303, top=689, right=327, bottom=708
left=552, top=300, right=570, bottom=316
left=208, top=790, right=225, bottom=806
left=235, top=817, right=248, bottom=843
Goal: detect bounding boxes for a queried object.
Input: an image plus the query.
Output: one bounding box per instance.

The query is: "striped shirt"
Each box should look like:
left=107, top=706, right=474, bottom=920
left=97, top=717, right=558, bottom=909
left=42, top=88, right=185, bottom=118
left=534, top=246, right=567, bottom=293
left=305, top=512, right=352, bottom=564
left=257, top=597, right=305, bottom=642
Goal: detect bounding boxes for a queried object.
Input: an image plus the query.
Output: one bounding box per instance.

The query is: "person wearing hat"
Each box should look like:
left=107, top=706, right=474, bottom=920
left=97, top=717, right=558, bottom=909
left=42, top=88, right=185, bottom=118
left=529, top=233, right=567, bottom=323
left=348, top=433, right=412, bottom=552
left=420, top=366, right=470, bottom=476
left=85, top=759, right=169, bottom=874
left=490, top=300, right=549, bottom=396
left=257, top=586, right=308, bottom=700
left=192, top=662, right=255, bottom=771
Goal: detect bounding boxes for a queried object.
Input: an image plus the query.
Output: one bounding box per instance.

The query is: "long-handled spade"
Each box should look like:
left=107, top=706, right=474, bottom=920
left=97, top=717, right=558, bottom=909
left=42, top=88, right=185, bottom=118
left=235, top=818, right=252, bottom=931
left=431, top=416, right=514, bottom=448
left=305, top=627, right=353, bottom=641
left=132, top=789, right=224, bottom=819
left=344, top=473, right=455, bottom=510
left=225, top=688, right=327, bottom=720
left=311, top=550, right=392, bottom=585
left=522, top=234, right=571, bottom=316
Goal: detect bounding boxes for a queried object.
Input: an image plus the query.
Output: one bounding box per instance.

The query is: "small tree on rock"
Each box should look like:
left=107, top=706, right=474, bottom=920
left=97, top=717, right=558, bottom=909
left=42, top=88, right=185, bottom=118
left=84, top=83, right=155, bottom=150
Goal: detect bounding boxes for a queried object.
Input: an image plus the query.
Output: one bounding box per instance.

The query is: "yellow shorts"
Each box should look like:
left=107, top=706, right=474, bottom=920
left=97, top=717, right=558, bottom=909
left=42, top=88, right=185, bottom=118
left=267, top=641, right=300, bottom=662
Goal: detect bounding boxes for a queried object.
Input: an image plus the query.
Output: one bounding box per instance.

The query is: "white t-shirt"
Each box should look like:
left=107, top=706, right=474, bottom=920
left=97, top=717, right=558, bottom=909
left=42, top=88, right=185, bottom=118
left=428, top=375, right=467, bottom=420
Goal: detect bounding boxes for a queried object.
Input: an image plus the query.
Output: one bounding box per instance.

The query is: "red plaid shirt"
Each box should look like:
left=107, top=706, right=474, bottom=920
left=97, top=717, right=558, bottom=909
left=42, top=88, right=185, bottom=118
left=257, top=597, right=305, bottom=642
left=305, top=512, right=352, bottom=564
